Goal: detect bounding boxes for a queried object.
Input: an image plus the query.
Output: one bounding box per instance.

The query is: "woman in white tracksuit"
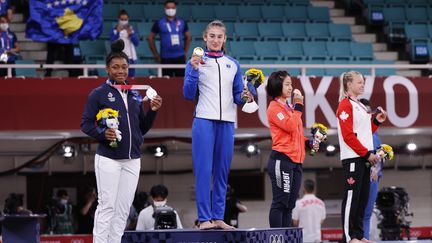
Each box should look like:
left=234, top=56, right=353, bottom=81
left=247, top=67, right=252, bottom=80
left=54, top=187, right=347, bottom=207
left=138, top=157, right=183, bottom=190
left=183, top=20, right=251, bottom=230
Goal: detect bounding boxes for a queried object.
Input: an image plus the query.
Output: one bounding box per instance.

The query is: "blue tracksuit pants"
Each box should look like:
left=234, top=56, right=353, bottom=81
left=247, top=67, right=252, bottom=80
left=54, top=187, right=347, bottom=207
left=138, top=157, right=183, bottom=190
left=363, top=177, right=380, bottom=239
left=192, top=118, right=234, bottom=222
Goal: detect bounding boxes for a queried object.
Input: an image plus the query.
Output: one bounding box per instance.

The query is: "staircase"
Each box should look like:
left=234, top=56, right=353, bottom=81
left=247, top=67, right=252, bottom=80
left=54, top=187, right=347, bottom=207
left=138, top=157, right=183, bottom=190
left=311, top=0, right=421, bottom=77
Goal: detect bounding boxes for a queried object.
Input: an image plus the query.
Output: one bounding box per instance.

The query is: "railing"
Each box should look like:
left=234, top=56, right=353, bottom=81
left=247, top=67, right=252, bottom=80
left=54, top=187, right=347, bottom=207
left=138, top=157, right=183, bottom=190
left=2, top=63, right=432, bottom=78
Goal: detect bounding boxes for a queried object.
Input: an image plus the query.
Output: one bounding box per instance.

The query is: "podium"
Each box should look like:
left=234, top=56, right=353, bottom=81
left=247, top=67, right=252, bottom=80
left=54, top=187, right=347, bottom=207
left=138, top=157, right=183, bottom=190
left=1, top=214, right=45, bottom=243
left=122, top=227, right=302, bottom=243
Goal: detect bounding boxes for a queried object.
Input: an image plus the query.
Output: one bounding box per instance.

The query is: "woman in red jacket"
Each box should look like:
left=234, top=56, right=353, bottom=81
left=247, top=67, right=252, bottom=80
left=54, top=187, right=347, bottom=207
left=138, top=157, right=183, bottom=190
left=265, top=71, right=316, bottom=227
left=336, top=71, right=387, bottom=243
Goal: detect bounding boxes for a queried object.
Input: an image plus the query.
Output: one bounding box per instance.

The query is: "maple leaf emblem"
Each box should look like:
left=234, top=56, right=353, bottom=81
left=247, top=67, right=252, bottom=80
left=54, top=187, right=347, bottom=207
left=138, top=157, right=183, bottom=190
left=347, top=177, right=355, bottom=185
left=339, top=110, right=349, bottom=121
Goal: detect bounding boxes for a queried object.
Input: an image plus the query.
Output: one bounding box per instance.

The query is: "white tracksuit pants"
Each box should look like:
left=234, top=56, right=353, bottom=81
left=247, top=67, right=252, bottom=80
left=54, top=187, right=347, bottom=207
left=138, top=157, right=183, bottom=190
left=93, top=154, right=140, bottom=243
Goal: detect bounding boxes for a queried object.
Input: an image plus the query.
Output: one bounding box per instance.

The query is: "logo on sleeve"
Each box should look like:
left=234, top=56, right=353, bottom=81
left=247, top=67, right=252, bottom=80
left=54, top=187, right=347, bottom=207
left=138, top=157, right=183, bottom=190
left=339, top=110, right=349, bottom=121
left=277, top=112, right=285, bottom=120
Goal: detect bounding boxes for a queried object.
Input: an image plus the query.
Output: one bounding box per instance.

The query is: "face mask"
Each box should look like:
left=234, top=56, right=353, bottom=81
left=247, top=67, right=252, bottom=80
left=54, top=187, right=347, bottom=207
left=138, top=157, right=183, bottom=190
left=118, top=20, right=128, bottom=26
left=165, top=8, right=176, bottom=17
left=60, top=199, right=68, bottom=205
left=242, top=100, right=259, bottom=113
left=0, top=23, right=8, bottom=31
left=153, top=200, right=167, bottom=207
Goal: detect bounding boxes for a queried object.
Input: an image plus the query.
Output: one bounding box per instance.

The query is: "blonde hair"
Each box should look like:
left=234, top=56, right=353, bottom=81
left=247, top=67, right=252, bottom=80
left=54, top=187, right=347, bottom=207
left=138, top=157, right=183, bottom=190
left=338, top=70, right=362, bottom=102
left=203, top=20, right=227, bottom=51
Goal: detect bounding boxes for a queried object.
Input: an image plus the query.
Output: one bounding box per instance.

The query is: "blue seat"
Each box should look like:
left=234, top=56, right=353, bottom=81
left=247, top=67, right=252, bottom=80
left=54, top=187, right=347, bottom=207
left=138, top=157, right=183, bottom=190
left=329, top=23, right=352, bottom=42
left=385, top=0, right=407, bottom=7
left=80, top=40, right=106, bottom=63
left=100, top=21, right=114, bottom=40
left=191, top=6, right=215, bottom=22
left=249, top=60, right=277, bottom=76
left=282, top=23, right=307, bottom=41
left=96, top=60, right=107, bottom=77
left=383, top=7, right=406, bottom=25
left=305, top=23, right=331, bottom=41
left=405, top=7, right=428, bottom=24
left=373, top=60, right=396, bottom=76
left=289, top=0, right=311, bottom=6
left=224, top=22, right=235, bottom=41
left=188, top=22, right=208, bottom=41
left=234, top=23, right=260, bottom=41
left=261, top=6, right=285, bottom=22
left=307, top=6, right=330, bottom=23
left=122, top=5, right=144, bottom=22
left=299, top=60, right=325, bottom=76
left=137, top=22, right=154, bottom=40
left=278, top=41, right=304, bottom=61
left=136, top=40, right=160, bottom=61
left=143, top=5, right=164, bottom=22
left=274, top=60, right=301, bottom=76
left=254, top=41, right=281, bottom=61
left=135, top=59, right=156, bottom=77
left=214, top=6, right=238, bottom=22
left=302, top=42, right=328, bottom=60
left=176, top=5, right=192, bottom=20
left=350, top=42, right=374, bottom=61
left=102, top=4, right=120, bottom=21
left=404, top=24, right=429, bottom=42
left=237, top=6, right=262, bottom=22
left=348, top=60, right=372, bottom=75
left=229, top=41, right=257, bottom=61
left=326, top=42, right=352, bottom=61
left=324, top=60, right=350, bottom=76
left=15, top=60, right=37, bottom=77
left=285, top=6, right=308, bottom=22
left=258, top=23, right=284, bottom=41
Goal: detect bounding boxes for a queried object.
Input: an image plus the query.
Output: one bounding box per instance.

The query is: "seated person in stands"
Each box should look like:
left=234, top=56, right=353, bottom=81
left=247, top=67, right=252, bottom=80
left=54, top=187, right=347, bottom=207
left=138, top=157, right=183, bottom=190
left=3, top=193, right=31, bottom=215
left=0, top=14, right=19, bottom=77
left=46, top=189, right=74, bottom=234
left=135, top=185, right=183, bottom=230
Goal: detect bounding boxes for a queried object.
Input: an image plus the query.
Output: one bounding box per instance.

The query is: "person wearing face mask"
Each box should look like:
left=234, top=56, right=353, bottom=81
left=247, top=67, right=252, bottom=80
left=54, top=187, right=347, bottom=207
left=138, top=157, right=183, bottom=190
left=337, top=71, right=387, bottom=243
left=0, top=14, right=19, bottom=77
left=183, top=20, right=252, bottom=230
left=111, top=9, right=139, bottom=78
left=135, top=185, right=183, bottom=230
left=81, top=39, right=162, bottom=242
left=147, top=0, right=191, bottom=77
left=51, top=189, right=74, bottom=234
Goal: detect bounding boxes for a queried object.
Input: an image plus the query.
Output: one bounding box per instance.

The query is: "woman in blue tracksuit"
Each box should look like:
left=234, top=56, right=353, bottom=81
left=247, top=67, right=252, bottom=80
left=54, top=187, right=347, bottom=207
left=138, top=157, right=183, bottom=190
left=183, top=20, right=251, bottom=230
left=81, top=40, right=162, bottom=243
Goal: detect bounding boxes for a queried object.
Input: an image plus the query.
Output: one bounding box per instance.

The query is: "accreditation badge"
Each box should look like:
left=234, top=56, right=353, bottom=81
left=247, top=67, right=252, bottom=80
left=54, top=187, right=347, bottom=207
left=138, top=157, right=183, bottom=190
left=170, top=34, right=180, bottom=46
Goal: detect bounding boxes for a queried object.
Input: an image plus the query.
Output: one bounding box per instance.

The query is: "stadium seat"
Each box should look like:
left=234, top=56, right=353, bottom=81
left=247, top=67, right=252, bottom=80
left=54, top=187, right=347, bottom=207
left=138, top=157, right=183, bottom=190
left=122, top=5, right=144, bottom=22
left=137, top=22, right=154, bottom=40
left=135, top=59, right=156, bottom=77
left=385, top=0, right=407, bottom=7
left=214, top=6, right=238, bottom=22
left=324, top=60, right=350, bottom=76
left=350, top=42, right=374, bottom=61
left=234, top=23, right=260, bottom=41
left=224, top=22, right=235, bottom=41
left=249, top=60, right=277, bottom=76
left=305, top=23, right=331, bottom=41
left=254, top=41, right=281, bottom=61
left=191, top=6, right=215, bottom=22
left=302, top=42, right=328, bottom=60
left=229, top=41, right=257, bottom=61
left=404, top=24, right=429, bottom=42
left=299, top=60, right=325, bottom=76
left=326, top=42, right=352, bottom=61
left=15, top=60, right=37, bottom=77
left=373, top=60, right=396, bottom=76
left=285, top=6, right=308, bottom=23
left=282, top=23, right=307, bottom=41
left=176, top=5, right=192, bottom=20
left=348, top=60, right=372, bottom=75
left=329, top=23, right=352, bottom=42
left=100, top=21, right=114, bottom=40
left=261, top=6, right=286, bottom=22
left=136, top=40, right=160, bottom=61
left=405, top=7, right=429, bottom=24
left=237, top=6, right=262, bottom=22
left=143, top=5, right=164, bottom=22
left=80, top=40, right=106, bottom=63
left=189, top=22, right=208, bottom=41
left=307, top=6, right=330, bottom=23
left=96, top=60, right=107, bottom=77
left=103, top=4, right=120, bottom=21
left=288, top=0, right=311, bottom=7
left=274, top=60, right=301, bottom=76
left=258, top=23, right=284, bottom=41
left=383, top=7, right=406, bottom=25
left=278, top=41, right=304, bottom=61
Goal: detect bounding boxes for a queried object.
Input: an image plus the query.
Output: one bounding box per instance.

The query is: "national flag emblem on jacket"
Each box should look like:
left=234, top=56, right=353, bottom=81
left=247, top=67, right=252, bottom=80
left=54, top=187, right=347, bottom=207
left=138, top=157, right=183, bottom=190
left=26, top=0, right=102, bottom=43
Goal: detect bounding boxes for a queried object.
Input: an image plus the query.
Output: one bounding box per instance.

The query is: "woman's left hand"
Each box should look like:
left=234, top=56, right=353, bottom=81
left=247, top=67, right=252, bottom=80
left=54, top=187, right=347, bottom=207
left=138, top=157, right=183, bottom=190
left=150, top=95, right=162, bottom=111
left=376, top=106, right=387, bottom=123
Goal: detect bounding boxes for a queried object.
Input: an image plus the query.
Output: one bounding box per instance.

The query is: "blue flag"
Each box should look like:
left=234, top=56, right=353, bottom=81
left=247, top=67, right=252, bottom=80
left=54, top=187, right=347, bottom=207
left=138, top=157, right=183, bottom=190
left=26, top=0, right=103, bottom=43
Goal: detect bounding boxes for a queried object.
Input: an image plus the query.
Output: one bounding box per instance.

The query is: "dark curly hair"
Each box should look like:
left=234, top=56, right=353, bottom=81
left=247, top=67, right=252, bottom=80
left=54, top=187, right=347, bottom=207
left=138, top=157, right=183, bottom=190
left=106, top=39, right=129, bottom=66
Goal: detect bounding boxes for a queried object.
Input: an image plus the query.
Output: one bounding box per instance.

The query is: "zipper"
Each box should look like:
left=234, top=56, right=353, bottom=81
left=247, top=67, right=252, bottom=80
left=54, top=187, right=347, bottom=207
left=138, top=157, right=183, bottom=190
left=121, top=90, right=132, bottom=159
left=215, top=58, right=222, bottom=120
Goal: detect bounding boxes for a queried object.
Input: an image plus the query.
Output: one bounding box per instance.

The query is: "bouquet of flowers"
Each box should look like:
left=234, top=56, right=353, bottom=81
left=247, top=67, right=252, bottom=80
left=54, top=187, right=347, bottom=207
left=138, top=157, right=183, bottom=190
left=241, top=68, right=265, bottom=103
left=310, top=123, right=328, bottom=155
left=96, top=108, right=122, bottom=148
left=376, top=144, right=394, bottom=161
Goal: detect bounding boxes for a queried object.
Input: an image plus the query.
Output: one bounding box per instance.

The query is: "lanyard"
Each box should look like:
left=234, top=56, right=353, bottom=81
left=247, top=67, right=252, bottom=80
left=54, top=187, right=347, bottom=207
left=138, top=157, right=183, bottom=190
left=165, top=19, right=180, bottom=33
left=0, top=32, right=10, bottom=50
left=349, top=96, right=372, bottom=114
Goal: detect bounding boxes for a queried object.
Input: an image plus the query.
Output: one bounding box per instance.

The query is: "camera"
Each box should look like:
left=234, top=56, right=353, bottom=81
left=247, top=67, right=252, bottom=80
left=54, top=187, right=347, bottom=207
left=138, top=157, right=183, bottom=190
left=153, top=205, right=177, bottom=230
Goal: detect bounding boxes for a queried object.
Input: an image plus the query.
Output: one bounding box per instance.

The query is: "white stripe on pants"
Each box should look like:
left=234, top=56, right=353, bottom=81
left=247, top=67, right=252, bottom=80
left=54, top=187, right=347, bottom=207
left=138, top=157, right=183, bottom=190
left=93, top=154, right=140, bottom=243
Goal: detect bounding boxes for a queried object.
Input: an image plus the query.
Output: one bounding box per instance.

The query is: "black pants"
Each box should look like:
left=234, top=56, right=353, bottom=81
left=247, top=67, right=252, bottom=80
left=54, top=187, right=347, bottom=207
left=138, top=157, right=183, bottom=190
left=0, top=61, right=16, bottom=77
left=161, top=55, right=185, bottom=77
left=267, top=151, right=302, bottom=228
left=45, top=42, right=81, bottom=77
left=341, top=157, right=370, bottom=242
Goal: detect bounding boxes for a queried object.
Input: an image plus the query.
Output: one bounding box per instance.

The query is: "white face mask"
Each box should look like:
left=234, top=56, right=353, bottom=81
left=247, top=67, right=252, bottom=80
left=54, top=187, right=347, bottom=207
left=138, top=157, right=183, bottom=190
left=118, top=20, right=128, bottom=26
left=165, top=8, right=176, bottom=17
left=153, top=200, right=167, bottom=207
left=0, top=23, right=8, bottom=31
left=60, top=199, right=68, bottom=205
left=242, top=100, right=259, bottom=113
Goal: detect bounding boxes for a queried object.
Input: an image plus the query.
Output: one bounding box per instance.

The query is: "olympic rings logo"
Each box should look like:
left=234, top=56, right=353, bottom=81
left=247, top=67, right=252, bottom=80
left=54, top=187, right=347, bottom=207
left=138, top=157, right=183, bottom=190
left=269, top=234, right=284, bottom=243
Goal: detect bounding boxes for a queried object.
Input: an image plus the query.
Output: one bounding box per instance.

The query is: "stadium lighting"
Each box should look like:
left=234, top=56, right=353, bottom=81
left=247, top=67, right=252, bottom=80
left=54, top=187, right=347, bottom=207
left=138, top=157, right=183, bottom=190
left=326, top=144, right=336, bottom=152
left=244, top=143, right=260, bottom=157
left=148, top=145, right=168, bottom=158
left=61, top=145, right=76, bottom=158
left=406, top=143, right=417, bottom=152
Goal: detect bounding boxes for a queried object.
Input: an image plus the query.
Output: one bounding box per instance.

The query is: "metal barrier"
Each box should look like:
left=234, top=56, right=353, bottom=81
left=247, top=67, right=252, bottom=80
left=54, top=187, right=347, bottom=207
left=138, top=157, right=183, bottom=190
left=1, top=63, right=432, bottom=78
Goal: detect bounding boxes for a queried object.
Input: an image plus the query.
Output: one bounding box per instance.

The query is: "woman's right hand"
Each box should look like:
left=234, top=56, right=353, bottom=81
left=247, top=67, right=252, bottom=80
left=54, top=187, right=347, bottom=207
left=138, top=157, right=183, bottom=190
left=292, top=89, right=304, bottom=104
left=190, top=54, right=201, bottom=70
left=367, top=153, right=380, bottom=165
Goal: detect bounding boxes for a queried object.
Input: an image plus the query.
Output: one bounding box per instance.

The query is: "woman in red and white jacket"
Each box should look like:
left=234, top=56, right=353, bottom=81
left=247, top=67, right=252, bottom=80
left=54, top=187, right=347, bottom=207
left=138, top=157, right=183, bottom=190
left=336, top=71, right=387, bottom=243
